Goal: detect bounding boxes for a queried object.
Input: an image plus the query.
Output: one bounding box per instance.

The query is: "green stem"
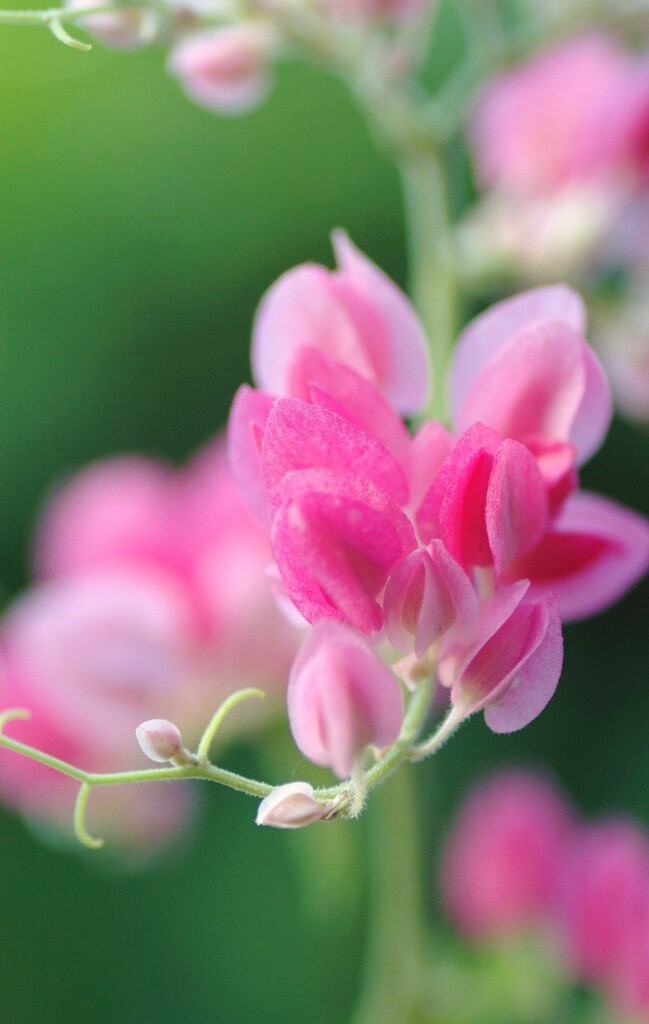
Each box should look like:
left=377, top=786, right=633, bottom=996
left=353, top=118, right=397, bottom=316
left=399, top=146, right=458, bottom=424
left=350, top=767, right=426, bottom=1024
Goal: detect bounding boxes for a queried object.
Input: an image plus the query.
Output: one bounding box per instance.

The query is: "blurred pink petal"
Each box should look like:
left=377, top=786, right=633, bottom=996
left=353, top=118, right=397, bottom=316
left=504, top=492, right=649, bottom=621
left=560, top=820, right=649, bottom=987
left=441, top=770, right=574, bottom=939
left=270, top=468, right=416, bottom=633
left=408, top=419, right=455, bottom=513
left=287, top=621, right=403, bottom=778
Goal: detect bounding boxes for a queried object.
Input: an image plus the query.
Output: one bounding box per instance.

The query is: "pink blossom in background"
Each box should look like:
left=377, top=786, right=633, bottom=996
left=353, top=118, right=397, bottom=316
left=441, top=771, right=574, bottom=939
left=34, top=436, right=300, bottom=695
left=64, top=0, right=155, bottom=48
left=325, top=0, right=432, bottom=24
left=167, top=23, right=276, bottom=115
left=0, top=572, right=198, bottom=844
left=471, top=33, right=639, bottom=197
left=559, top=820, right=649, bottom=989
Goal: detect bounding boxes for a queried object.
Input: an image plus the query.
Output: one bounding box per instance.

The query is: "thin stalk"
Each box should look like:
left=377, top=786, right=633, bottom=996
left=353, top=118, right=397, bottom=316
left=399, top=146, right=458, bottom=424
left=350, top=767, right=426, bottom=1024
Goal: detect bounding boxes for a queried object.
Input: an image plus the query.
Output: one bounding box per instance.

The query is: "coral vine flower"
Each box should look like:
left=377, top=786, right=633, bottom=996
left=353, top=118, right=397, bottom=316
left=227, top=238, right=649, bottom=765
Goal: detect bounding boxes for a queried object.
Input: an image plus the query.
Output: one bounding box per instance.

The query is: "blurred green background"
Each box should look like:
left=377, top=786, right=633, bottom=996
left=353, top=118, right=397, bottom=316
left=0, top=8, right=648, bottom=1023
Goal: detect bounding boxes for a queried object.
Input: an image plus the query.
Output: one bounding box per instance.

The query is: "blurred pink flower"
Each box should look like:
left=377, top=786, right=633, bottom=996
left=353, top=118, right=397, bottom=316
left=441, top=770, right=574, bottom=939
left=167, top=23, right=276, bottom=115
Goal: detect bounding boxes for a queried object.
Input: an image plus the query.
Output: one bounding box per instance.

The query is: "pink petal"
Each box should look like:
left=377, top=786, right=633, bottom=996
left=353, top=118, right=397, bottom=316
left=504, top=491, right=649, bottom=620
left=256, top=782, right=333, bottom=828
left=261, top=397, right=409, bottom=507
left=384, top=540, right=477, bottom=657
left=270, top=469, right=417, bottom=633
left=486, top=439, right=549, bottom=577
left=167, top=24, right=273, bottom=115
left=331, top=230, right=431, bottom=414
left=409, top=420, right=455, bottom=514
left=290, top=346, right=412, bottom=469
left=451, top=286, right=586, bottom=423
left=226, top=385, right=275, bottom=526
left=251, top=263, right=378, bottom=396
left=287, top=621, right=403, bottom=778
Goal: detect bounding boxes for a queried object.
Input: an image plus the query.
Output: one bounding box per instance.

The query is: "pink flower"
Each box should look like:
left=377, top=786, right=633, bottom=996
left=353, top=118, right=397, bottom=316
left=287, top=621, right=403, bottom=778
left=559, top=820, right=649, bottom=989
left=441, top=770, right=574, bottom=939
left=167, top=23, right=275, bottom=115
left=437, top=582, right=563, bottom=733
left=327, top=0, right=432, bottom=22
left=471, top=34, right=635, bottom=196
left=34, top=437, right=300, bottom=692
left=0, top=571, right=198, bottom=844
left=64, top=0, right=155, bottom=48
left=251, top=231, right=430, bottom=416
left=256, top=781, right=334, bottom=829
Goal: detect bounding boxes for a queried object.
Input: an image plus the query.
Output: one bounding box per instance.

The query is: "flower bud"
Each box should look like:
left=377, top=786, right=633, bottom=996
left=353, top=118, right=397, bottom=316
left=167, top=23, right=275, bottom=116
left=256, top=782, right=333, bottom=829
left=64, top=0, right=156, bottom=49
left=287, top=621, right=403, bottom=778
left=136, top=718, right=183, bottom=763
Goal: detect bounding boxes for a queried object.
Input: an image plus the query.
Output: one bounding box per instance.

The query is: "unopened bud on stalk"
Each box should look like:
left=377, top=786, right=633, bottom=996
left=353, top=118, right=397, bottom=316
left=136, top=718, right=184, bottom=763
left=256, top=782, right=334, bottom=829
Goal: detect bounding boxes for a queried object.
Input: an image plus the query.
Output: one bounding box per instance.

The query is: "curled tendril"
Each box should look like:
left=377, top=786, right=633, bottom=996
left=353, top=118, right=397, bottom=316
left=46, top=13, right=92, bottom=49
left=196, top=687, right=266, bottom=765
left=73, top=782, right=104, bottom=849
left=0, top=707, right=31, bottom=734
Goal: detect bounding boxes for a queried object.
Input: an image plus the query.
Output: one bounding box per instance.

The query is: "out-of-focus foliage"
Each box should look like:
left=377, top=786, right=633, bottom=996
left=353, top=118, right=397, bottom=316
left=0, top=5, right=647, bottom=1023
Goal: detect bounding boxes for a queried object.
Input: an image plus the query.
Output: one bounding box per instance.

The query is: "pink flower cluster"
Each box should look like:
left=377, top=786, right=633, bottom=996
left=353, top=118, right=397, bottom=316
left=442, top=770, right=649, bottom=1020
left=228, top=232, right=649, bottom=779
left=0, top=438, right=300, bottom=844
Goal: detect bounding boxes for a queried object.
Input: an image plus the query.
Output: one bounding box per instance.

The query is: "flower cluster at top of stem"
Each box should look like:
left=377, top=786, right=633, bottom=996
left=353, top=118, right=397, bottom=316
left=442, top=769, right=649, bottom=1021
left=227, top=230, right=649, bottom=816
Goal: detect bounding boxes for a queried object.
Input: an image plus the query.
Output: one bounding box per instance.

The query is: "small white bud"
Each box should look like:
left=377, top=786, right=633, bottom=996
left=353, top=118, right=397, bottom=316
left=255, top=782, right=333, bottom=829
left=136, top=719, right=183, bottom=763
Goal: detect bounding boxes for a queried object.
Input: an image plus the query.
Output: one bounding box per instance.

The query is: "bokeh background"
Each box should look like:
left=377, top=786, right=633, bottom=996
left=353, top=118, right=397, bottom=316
left=0, top=6, right=648, bottom=1022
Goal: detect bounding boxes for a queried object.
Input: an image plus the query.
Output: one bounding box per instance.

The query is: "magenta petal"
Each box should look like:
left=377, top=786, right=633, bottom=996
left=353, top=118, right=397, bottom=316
left=261, top=398, right=409, bottom=506
left=332, top=230, right=431, bottom=415
left=505, top=491, right=649, bottom=620
left=569, top=344, right=613, bottom=464
left=484, top=597, right=563, bottom=733
left=270, top=469, right=417, bottom=633
left=251, top=263, right=376, bottom=395
left=290, top=346, right=412, bottom=469
left=287, top=621, right=404, bottom=778
left=451, top=286, right=586, bottom=423
left=486, top=440, right=549, bottom=577
left=226, top=385, right=275, bottom=526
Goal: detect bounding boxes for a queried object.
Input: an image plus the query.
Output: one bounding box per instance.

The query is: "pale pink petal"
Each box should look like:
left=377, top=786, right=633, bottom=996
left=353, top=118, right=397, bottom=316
left=226, top=385, right=275, bottom=526
left=251, top=264, right=376, bottom=395
left=504, top=491, right=649, bottom=620
left=261, top=398, right=409, bottom=507
left=332, top=230, right=431, bottom=414
left=451, top=286, right=586, bottom=423
left=270, top=469, right=417, bottom=633
left=287, top=621, right=403, bottom=778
